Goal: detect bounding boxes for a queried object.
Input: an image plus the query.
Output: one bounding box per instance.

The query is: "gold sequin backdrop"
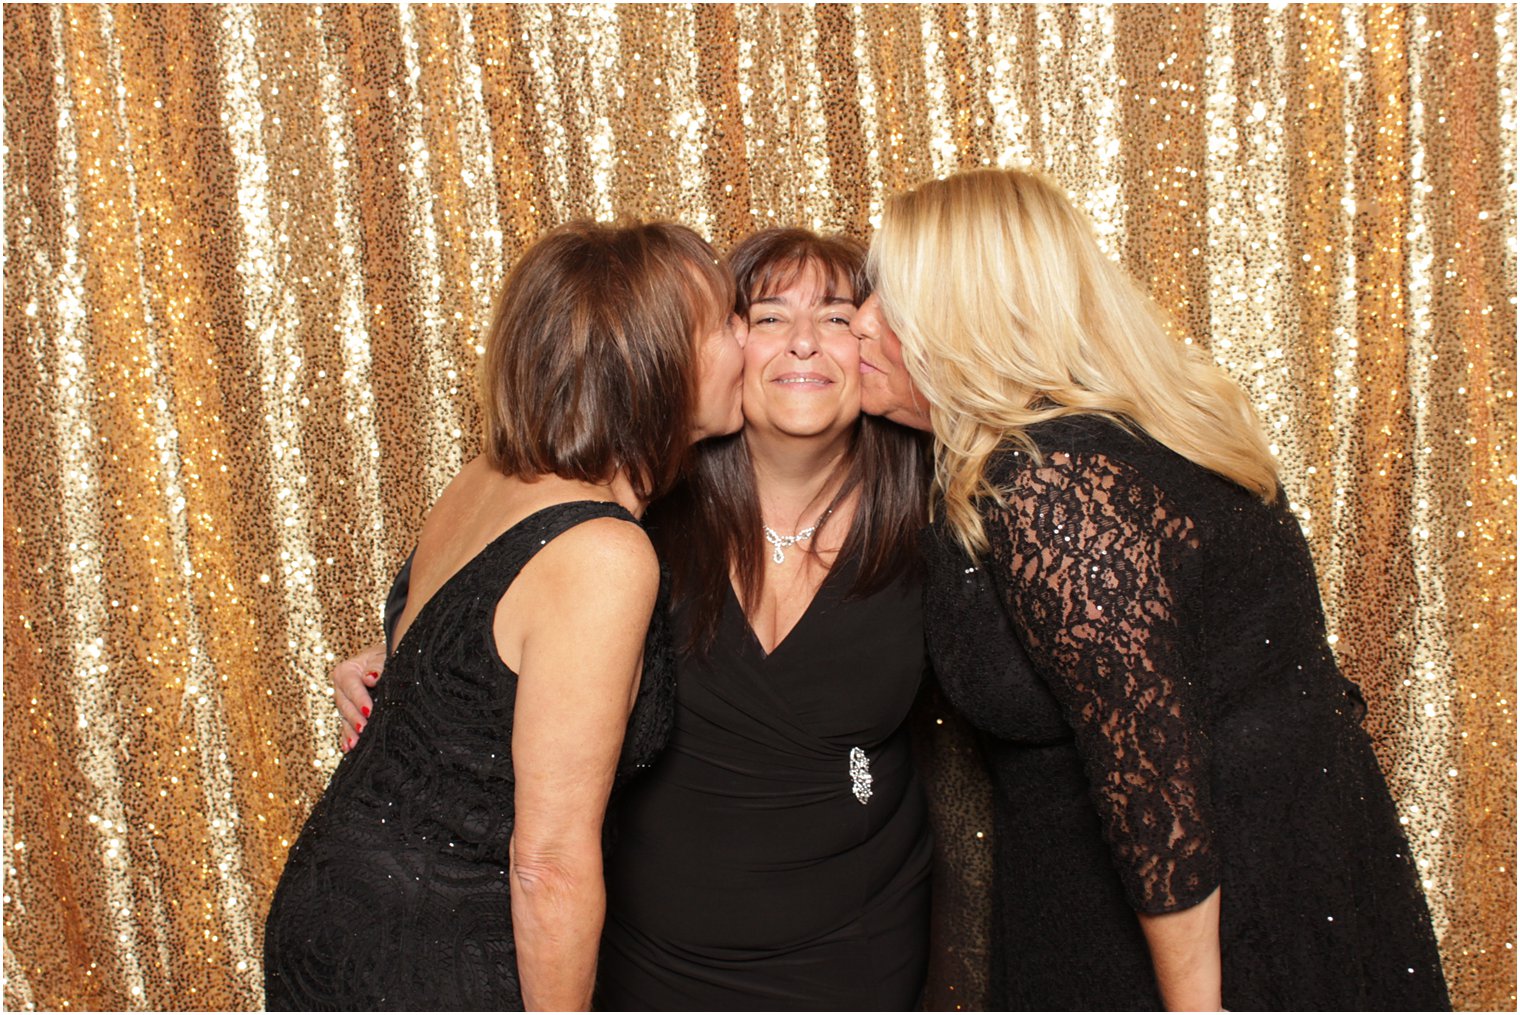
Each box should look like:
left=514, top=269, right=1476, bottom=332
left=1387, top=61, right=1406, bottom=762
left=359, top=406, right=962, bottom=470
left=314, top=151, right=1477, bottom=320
left=2, top=2, right=1514, bottom=1009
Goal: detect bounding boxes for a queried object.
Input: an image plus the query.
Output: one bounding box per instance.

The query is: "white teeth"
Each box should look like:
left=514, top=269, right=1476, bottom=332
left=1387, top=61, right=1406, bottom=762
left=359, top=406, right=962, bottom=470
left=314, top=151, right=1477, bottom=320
left=775, top=377, right=827, bottom=384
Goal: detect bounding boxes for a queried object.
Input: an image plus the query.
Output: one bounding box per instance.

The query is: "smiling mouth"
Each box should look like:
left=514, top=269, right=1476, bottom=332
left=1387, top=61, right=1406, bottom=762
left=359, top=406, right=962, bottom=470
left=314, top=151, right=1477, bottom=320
left=772, top=375, right=832, bottom=386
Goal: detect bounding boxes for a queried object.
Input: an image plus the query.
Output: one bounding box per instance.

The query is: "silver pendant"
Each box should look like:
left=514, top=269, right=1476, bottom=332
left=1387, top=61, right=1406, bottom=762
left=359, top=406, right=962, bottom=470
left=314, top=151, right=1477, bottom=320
left=763, top=524, right=816, bottom=564
left=849, top=747, right=873, bottom=804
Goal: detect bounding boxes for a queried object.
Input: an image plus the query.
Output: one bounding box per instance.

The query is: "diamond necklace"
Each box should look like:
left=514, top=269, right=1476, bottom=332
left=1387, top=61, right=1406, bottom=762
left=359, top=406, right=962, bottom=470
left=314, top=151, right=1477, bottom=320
left=762, top=509, right=832, bottom=565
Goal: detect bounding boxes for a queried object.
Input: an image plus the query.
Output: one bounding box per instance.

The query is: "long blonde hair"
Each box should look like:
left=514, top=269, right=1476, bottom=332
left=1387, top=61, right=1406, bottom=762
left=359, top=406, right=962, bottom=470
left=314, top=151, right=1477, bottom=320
left=869, top=168, right=1277, bottom=555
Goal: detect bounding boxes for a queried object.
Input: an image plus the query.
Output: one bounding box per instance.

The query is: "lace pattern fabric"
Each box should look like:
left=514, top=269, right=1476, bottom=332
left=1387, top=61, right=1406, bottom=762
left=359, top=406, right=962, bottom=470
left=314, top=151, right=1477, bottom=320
left=920, top=414, right=1448, bottom=1009
left=981, top=446, right=1218, bottom=914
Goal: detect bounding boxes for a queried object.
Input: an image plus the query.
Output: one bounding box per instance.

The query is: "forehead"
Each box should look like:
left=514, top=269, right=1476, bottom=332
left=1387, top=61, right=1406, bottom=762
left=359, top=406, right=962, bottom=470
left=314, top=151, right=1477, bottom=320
left=750, top=259, right=854, bottom=305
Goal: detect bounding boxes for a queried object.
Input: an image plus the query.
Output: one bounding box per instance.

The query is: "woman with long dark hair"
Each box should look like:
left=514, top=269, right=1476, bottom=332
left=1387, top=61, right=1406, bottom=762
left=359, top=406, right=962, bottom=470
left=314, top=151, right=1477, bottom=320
left=596, top=229, right=933, bottom=1008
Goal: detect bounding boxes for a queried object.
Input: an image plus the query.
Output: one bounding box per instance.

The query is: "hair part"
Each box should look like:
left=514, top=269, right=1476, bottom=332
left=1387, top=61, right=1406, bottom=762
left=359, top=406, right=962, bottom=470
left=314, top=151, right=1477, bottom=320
left=869, top=168, right=1278, bottom=556
left=479, top=220, right=730, bottom=502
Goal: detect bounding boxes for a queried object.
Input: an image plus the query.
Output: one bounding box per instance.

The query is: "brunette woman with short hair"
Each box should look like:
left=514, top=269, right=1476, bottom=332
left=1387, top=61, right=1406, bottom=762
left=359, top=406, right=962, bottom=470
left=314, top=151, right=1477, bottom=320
left=264, top=220, right=743, bottom=1011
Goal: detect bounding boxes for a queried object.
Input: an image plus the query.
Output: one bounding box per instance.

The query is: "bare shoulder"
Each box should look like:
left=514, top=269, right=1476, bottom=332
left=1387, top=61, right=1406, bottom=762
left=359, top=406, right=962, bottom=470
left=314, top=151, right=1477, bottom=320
left=539, top=515, right=657, bottom=579
left=522, top=514, right=659, bottom=612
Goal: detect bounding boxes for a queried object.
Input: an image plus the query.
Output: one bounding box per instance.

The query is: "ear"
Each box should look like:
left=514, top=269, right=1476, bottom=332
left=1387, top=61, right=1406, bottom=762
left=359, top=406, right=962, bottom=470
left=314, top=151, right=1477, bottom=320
left=732, top=313, right=749, bottom=349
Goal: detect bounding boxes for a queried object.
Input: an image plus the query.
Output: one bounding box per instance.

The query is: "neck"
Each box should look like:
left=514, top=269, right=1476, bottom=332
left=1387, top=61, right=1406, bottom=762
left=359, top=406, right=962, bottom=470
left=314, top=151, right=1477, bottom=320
left=604, top=470, right=647, bottom=518
left=549, top=469, right=645, bottom=518
left=746, top=426, right=854, bottom=530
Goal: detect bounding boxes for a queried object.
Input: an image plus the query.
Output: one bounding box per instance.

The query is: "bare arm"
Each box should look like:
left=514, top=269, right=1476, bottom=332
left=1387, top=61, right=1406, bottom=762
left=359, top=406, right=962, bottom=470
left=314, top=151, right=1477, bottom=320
left=504, top=518, right=659, bottom=1012
left=1139, top=886, right=1223, bottom=1010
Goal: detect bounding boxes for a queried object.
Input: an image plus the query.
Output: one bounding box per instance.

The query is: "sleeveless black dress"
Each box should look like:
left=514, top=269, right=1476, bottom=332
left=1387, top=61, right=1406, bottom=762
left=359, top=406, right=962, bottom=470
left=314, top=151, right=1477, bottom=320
left=923, top=416, right=1449, bottom=1010
left=263, top=501, right=673, bottom=1010
left=596, top=555, right=933, bottom=1010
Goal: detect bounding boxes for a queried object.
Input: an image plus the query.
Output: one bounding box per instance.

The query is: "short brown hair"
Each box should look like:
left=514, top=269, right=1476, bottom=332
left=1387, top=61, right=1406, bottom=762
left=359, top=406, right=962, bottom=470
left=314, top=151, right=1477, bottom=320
left=479, top=221, right=731, bottom=501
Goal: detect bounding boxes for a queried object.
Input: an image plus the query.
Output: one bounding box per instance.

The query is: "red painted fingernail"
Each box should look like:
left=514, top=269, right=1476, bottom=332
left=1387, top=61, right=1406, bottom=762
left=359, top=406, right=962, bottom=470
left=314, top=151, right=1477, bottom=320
left=366, top=671, right=378, bottom=680
left=361, top=706, right=370, bottom=718
left=342, top=738, right=351, bottom=753
left=355, top=722, right=364, bottom=734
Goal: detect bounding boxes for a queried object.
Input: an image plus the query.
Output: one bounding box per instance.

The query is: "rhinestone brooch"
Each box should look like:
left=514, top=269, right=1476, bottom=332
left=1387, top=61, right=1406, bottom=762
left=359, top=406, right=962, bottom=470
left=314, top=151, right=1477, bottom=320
left=849, top=746, right=873, bottom=805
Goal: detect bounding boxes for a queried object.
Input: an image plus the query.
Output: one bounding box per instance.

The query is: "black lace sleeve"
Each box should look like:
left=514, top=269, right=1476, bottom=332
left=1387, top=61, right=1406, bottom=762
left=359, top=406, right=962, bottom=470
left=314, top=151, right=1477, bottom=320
left=982, top=448, right=1220, bottom=915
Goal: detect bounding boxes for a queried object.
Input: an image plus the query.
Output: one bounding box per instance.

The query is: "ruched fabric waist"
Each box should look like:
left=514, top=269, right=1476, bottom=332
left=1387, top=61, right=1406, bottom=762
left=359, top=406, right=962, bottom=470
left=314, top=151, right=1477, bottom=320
left=604, top=724, right=929, bottom=951
left=625, top=724, right=916, bottom=855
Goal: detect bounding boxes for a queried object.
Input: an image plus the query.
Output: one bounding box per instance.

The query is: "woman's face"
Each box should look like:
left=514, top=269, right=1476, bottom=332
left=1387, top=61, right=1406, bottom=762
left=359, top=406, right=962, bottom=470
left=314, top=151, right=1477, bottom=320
left=741, top=265, right=861, bottom=441
left=852, top=293, right=931, bottom=432
left=690, top=299, right=746, bottom=442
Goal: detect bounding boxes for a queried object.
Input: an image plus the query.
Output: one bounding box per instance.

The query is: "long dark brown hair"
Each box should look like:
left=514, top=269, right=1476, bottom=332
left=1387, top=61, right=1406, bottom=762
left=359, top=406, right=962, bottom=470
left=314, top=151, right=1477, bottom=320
left=649, top=228, right=930, bottom=656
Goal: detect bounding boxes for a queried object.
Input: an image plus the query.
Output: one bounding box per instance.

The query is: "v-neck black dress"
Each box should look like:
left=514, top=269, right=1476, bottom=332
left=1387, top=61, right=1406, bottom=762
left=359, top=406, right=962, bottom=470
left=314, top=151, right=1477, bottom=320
left=596, top=555, right=933, bottom=1010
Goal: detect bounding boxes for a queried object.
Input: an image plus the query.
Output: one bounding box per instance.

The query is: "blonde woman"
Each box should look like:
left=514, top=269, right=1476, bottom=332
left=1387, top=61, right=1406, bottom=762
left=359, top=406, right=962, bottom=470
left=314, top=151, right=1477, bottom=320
left=854, top=168, right=1449, bottom=1011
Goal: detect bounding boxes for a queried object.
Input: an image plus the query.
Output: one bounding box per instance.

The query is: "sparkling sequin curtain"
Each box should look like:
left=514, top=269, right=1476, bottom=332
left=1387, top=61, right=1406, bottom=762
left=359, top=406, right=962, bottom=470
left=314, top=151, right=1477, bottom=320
left=2, top=4, right=1513, bottom=1009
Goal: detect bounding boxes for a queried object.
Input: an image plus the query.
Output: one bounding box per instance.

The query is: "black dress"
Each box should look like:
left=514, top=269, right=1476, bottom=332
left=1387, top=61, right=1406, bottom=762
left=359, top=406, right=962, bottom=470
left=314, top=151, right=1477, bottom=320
left=923, top=415, right=1449, bottom=1011
left=264, top=501, right=674, bottom=1011
left=596, top=555, right=933, bottom=1010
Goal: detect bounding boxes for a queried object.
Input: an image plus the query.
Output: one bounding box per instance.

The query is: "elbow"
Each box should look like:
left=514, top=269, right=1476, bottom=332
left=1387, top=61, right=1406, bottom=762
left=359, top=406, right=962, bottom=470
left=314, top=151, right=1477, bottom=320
left=509, top=838, right=604, bottom=912
left=511, top=845, right=597, bottom=900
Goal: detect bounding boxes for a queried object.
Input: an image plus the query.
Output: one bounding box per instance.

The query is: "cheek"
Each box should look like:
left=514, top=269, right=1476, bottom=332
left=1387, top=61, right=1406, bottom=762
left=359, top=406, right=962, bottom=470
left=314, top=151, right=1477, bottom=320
left=825, top=333, right=861, bottom=373
left=721, top=330, right=744, bottom=377
left=880, top=328, right=906, bottom=370
left=876, top=330, right=924, bottom=404
left=731, top=341, right=746, bottom=382
left=698, top=336, right=720, bottom=383
left=701, top=331, right=742, bottom=392
left=741, top=337, right=775, bottom=381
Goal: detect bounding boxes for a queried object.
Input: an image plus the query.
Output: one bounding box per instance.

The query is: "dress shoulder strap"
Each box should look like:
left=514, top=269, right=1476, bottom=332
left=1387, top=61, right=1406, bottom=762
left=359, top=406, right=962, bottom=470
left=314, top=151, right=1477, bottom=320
left=466, top=499, right=643, bottom=601
left=386, top=500, right=642, bottom=661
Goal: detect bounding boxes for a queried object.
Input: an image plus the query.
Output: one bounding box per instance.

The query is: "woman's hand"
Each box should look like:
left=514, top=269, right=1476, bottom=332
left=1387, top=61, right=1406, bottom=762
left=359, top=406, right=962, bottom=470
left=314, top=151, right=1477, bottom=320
left=1137, top=885, right=1224, bottom=1011
left=331, top=641, right=384, bottom=749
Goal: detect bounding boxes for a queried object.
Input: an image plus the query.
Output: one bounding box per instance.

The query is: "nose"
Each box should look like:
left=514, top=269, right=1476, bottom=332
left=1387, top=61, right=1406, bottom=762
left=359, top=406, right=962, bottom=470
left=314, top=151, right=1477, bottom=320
left=851, top=295, right=880, bottom=341
left=787, top=316, right=819, bottom=358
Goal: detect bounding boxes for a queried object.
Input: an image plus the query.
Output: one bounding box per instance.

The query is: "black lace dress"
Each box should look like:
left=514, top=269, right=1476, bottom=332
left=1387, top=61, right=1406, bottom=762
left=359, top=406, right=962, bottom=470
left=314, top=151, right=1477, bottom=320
left=263, top=501, right=673, bottom=1010
left=923, top=416, right=1449, bottom=1010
